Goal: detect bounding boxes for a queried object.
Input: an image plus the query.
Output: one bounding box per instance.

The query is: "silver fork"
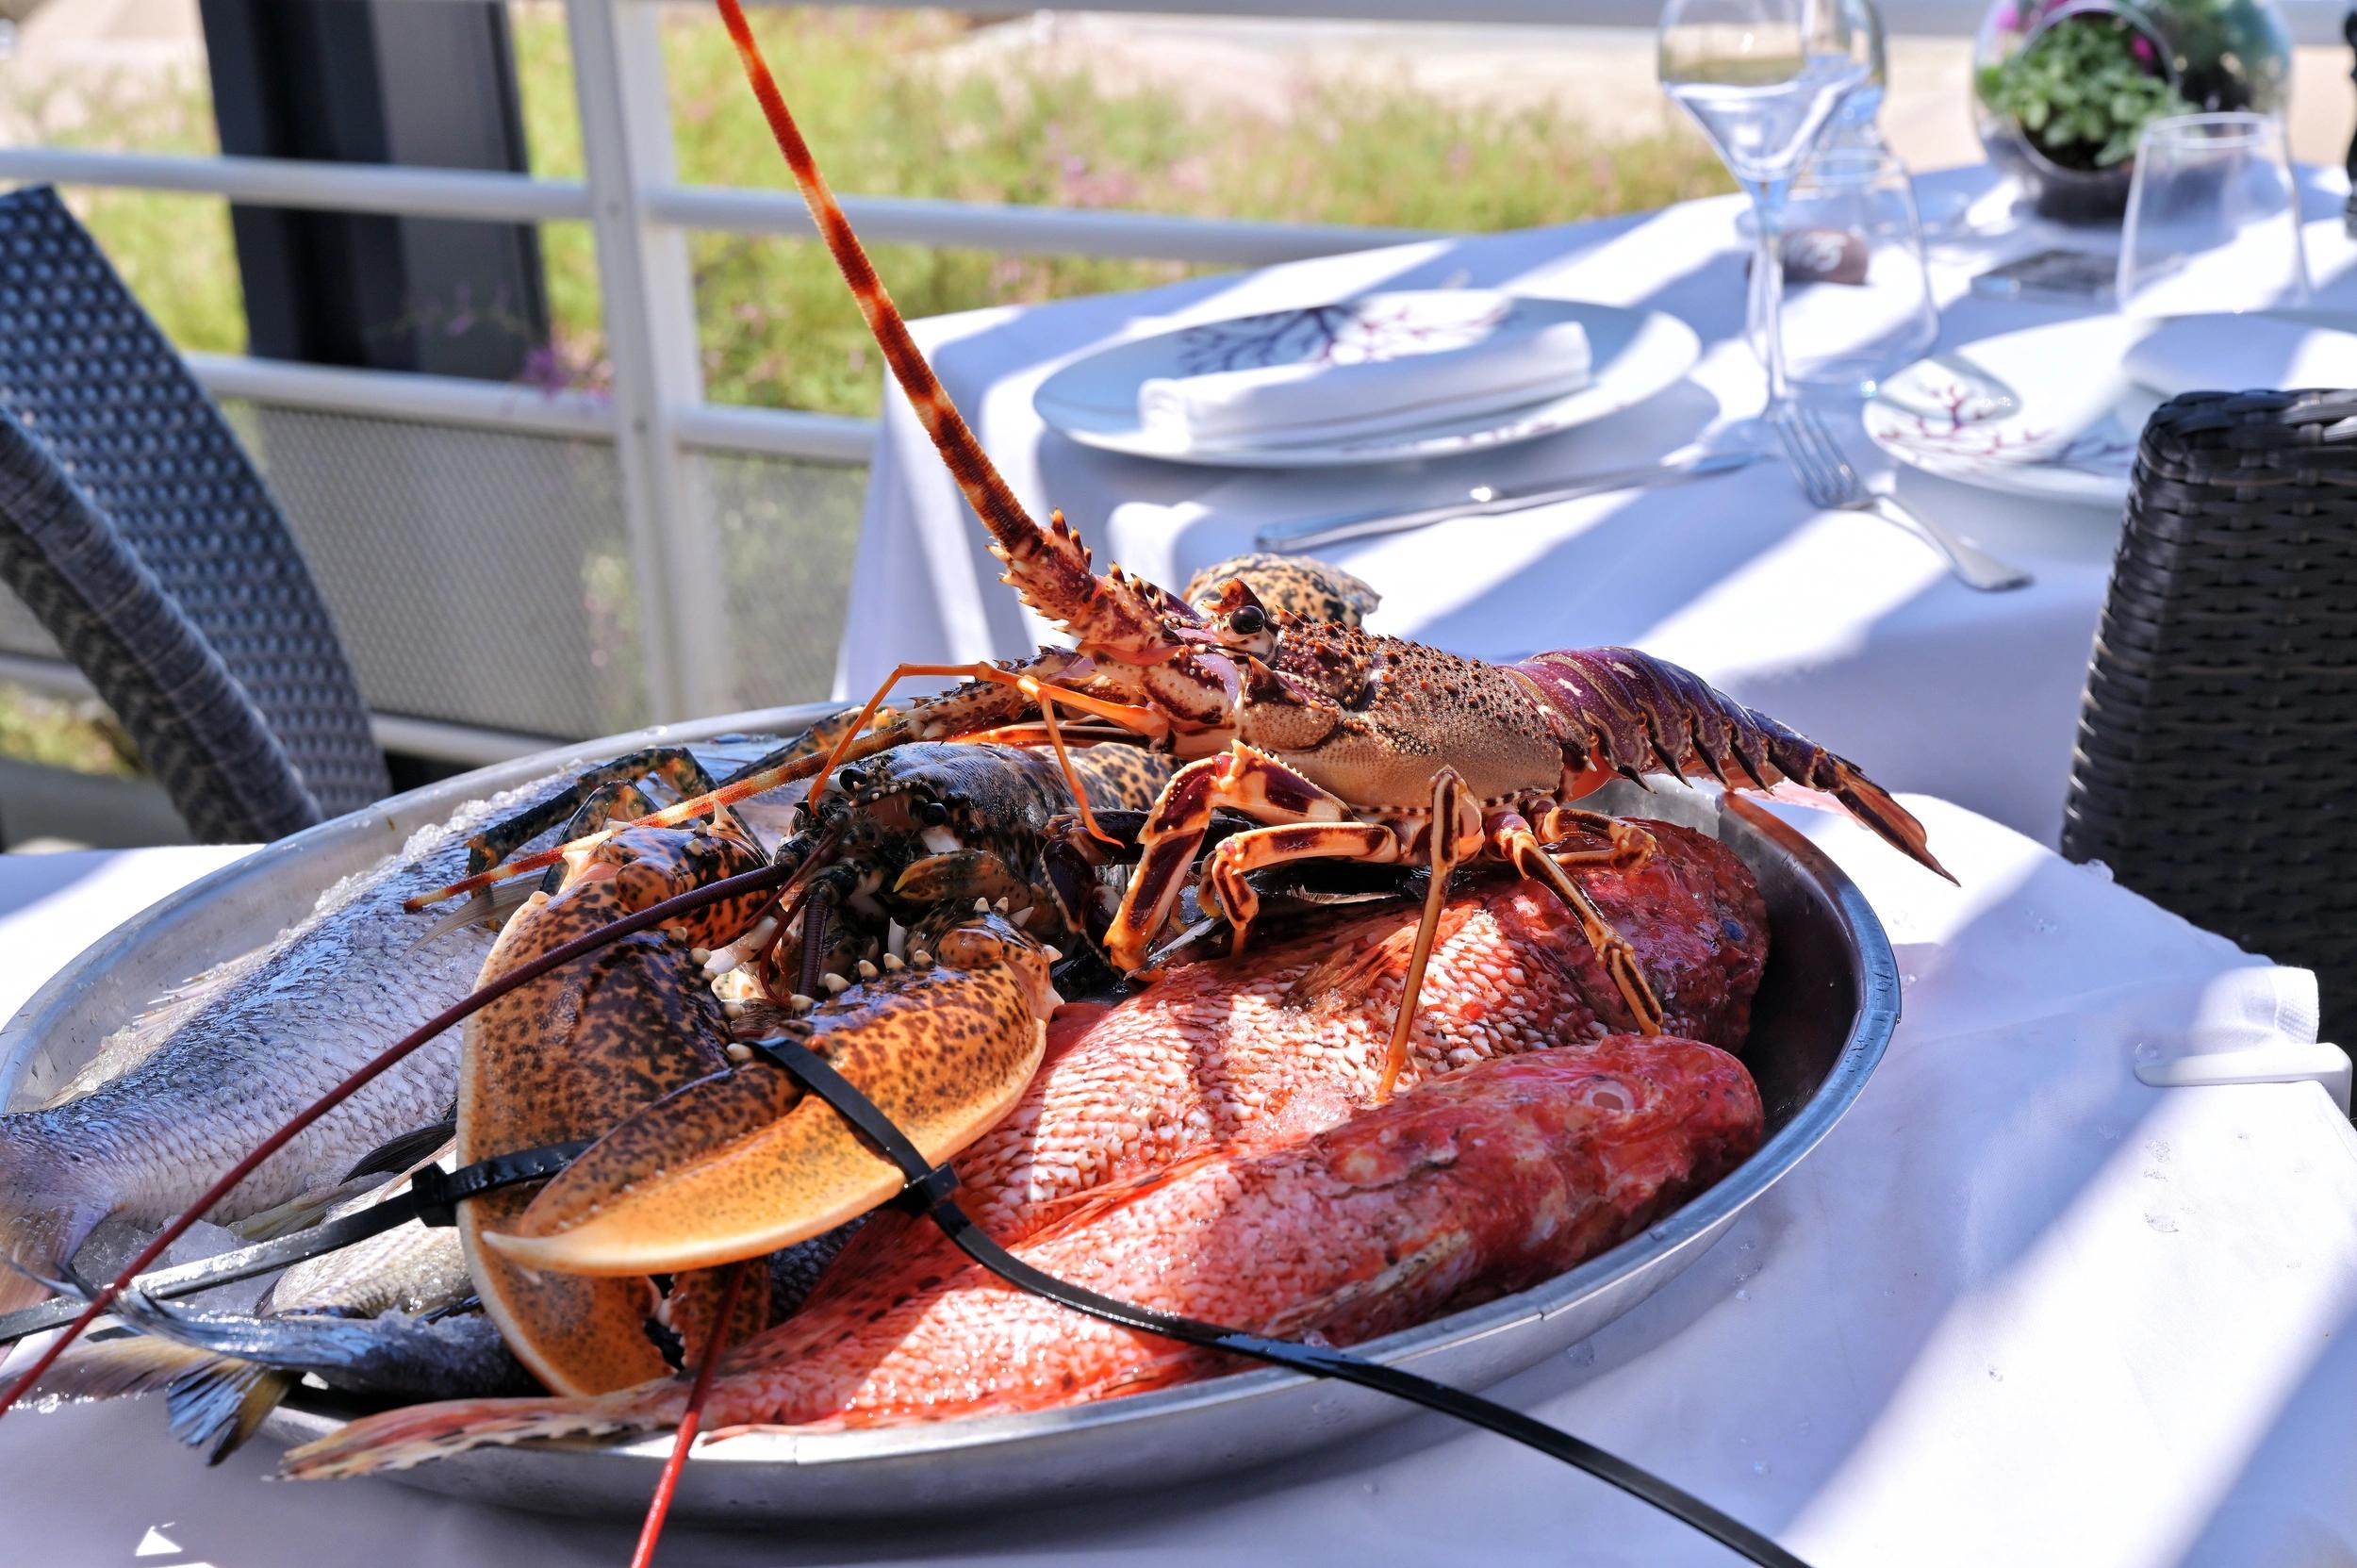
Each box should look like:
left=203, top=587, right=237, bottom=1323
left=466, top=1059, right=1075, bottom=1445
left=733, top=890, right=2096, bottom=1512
left=1772, top=404, right=2033, bottom=592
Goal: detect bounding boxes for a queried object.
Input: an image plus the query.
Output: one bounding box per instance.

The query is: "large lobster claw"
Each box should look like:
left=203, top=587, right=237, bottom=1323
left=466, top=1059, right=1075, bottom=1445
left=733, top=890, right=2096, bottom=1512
left=482, top=916, right=1057, bottom=1279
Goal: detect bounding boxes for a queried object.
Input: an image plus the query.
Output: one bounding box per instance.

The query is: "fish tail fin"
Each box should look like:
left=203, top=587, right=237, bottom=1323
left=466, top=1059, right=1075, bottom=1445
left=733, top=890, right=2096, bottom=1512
left=0, top=1117, right=112, bottom=1314
left=26, top=1332, right=210, bottom=1404
left=280, top=1383, right=686, bottom=1480
left=163, top=1355, right=299, bottom=1464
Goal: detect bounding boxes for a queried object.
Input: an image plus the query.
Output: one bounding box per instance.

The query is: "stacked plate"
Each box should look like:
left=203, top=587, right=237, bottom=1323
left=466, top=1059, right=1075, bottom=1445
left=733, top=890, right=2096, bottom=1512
left=1032, top=289, right=1701, bottom=469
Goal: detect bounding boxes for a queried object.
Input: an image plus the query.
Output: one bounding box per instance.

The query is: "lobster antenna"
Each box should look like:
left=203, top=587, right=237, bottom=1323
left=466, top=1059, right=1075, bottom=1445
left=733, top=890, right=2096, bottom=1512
left=716, top=0, right=1044, bottom=569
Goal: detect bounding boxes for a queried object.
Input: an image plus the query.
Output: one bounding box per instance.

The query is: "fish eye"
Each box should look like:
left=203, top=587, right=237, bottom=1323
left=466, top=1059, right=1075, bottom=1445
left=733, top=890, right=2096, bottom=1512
left=914, top=799, right=950, bottom=826
left=1229, top=604, right=1266, bottom=636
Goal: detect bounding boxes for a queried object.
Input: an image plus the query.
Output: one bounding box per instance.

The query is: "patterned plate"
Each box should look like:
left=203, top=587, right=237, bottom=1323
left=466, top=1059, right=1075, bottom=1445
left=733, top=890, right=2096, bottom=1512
left=1864, top=317, right=2164, bottom=507
left=1033, top=291, right=1701, bottom=470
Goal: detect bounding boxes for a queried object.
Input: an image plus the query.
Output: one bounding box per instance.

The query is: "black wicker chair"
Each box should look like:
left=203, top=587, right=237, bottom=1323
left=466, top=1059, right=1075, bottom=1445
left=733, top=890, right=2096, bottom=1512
left=0, top=185, right=387, bottom=843
left=2062, top=388, right=2357, bottom=1032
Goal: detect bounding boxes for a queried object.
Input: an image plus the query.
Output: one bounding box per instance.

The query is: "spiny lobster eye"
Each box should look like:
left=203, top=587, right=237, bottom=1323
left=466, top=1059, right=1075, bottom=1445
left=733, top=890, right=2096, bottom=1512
left=913, top=798, right=951, bottom=826
left=1229, top=604, right=1267, bottom=636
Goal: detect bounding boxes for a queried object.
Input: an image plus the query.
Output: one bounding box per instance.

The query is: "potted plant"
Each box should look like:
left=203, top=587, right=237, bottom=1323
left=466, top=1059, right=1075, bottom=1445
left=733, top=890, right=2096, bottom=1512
left=1974, top=0, right=2291, bottom=222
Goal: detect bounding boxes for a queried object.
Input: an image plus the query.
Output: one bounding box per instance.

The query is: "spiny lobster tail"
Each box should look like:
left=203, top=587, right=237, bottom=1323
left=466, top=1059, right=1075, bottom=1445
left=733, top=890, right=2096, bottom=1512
left=714, top=0, right=1200, bottom=657
left=1514, top=648, right=1953, bottom=883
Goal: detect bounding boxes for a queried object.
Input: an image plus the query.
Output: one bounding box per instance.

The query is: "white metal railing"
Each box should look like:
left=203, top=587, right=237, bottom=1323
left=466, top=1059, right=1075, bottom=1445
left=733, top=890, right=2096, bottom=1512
left=1, top=0, right=2350, bottom=744
left=0, top=0, right=1468, bottom=737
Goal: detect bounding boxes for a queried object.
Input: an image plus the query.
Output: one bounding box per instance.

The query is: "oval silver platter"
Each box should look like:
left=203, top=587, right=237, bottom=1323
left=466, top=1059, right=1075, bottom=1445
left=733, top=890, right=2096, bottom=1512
left=0, top=701, right=1898, bottom=1523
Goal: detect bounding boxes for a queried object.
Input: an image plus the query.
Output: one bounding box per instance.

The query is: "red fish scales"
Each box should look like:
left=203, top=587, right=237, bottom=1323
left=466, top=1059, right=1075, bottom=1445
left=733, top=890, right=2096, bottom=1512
left=961, top=818, right=1765, bottom=1244
left=279, top=1039, right=1762, bottom=1475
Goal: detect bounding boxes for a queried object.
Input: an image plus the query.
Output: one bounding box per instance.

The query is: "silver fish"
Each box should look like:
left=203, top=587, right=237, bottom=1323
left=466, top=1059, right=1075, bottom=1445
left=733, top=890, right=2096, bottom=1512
left=34, top=1176, right=530, bottom=1461
left=0, top=780, right=568, bottom=1313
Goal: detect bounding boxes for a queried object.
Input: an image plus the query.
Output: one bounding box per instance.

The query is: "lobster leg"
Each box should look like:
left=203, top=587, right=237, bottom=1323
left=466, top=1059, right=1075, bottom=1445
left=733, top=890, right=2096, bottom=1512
left=1197, top=821, right=1402, bottom=957
left=1377, top=768, right=1479, bottom=1098
left=1102, top=746, right=1356, bottom=971
left=1531, top=806, right=1658, bottom=870
left=1491, top=814, right=1666, bottom=1037
left=463, top=748, right=731, bottom=879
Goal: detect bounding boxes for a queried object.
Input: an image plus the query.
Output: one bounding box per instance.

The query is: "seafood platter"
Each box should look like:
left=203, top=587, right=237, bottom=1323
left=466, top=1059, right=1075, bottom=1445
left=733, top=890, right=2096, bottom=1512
left=0, top=5, right=1945, bottom=1554
left=3, top=704, right=1896, bottom=1522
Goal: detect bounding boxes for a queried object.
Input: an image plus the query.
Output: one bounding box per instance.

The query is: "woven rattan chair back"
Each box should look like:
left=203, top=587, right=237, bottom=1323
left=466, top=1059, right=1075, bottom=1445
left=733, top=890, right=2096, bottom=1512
left=2063, top=388, right=2357, bottom=1032
left=0, top=186, right=387, bottom=841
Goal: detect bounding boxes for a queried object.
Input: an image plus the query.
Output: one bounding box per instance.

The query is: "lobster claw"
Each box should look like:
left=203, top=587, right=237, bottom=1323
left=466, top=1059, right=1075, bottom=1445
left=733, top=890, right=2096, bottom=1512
left=482, top=916, right=1058, bottom=1279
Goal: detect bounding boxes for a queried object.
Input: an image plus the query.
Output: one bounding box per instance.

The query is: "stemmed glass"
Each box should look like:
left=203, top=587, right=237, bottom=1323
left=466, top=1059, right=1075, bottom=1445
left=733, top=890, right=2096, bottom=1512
left=1659, top=0, right=1872, bottom=418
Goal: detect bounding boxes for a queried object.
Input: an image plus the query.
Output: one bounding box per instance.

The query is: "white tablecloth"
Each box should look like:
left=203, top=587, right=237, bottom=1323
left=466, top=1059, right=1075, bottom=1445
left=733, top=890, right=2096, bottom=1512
left=2, top=796, right=2350, bottom=1565
left=842, top=166, right=2357, bottom=847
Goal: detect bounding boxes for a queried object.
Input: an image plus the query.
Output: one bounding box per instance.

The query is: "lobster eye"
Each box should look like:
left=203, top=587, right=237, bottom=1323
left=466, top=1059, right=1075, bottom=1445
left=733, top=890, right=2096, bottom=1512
left=914, top=799, right=950, bottom=826
left=1229, top=604, right=1267, bottom=636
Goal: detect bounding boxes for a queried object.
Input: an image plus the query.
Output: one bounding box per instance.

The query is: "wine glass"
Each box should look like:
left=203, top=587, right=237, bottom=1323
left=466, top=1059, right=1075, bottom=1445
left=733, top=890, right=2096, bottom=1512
left=1660, top=0, right=1872, bottom=417
left=2118, top=112, right=2310, bottom=319
left=1819, top=0, right=1887, bottom=156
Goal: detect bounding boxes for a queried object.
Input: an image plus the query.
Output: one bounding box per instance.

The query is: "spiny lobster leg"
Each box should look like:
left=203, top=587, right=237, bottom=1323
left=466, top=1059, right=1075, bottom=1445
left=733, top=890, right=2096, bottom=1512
left=1377, top=768, right=1481, bottom=1098
left=1490, top=811, right=1666, bottom=1039
left=1199, top=820, right=1399, bottom=959
left=1102, top=744, right=1354, bottom=972
left=1531, top=806, right=1659, bottom=872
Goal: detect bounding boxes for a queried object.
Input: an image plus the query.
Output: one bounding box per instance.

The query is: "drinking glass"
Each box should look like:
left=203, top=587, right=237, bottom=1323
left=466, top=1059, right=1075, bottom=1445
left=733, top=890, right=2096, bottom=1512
left=1747, top=145, right=1939, bottom=395
left=2118, top=112, right=2310, bottom=318
left=1819, top=0, right=1887, bottom=156
left=1659, top=0, right=1872, bottom=413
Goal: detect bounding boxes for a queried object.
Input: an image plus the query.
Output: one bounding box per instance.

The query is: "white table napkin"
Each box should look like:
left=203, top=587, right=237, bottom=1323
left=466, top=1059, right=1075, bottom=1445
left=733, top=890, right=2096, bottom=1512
left=1137, top=293, right=1591, bottom=451
left=2124, top=313, right=2357, bottom=398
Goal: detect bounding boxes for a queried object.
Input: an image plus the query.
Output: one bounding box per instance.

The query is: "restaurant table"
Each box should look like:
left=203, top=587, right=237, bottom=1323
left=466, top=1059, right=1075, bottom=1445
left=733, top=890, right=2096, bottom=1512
left=841, top=164, right=2357, bottom=848
left=2, top=790, right=2350, bottom=1566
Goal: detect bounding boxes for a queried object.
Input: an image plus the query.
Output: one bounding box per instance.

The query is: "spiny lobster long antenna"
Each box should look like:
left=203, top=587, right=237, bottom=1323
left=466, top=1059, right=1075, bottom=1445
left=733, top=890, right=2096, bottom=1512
left=0, top=861, right=803, bottom=1421
left=629, top=1258, right=750, bottom=1568
left=715, top=0, right=1038, bottom=566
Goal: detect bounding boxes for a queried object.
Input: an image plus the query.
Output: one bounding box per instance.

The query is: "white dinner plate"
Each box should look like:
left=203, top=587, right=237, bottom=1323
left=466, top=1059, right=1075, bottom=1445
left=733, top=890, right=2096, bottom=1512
left=1032, top=292, right=1702, bottom=469
left=1863, top=317, right=2163, bottom=507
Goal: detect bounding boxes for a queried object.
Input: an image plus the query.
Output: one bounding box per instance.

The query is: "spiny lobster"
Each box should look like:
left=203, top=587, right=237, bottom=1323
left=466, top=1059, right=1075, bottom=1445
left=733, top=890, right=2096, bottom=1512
left=413, top=0, right=1948, bottom=1126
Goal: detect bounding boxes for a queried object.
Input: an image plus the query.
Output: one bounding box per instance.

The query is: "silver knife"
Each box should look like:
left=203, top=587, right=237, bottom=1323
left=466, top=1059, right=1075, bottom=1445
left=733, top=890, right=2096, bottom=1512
left=1254, top=448, right=1766, bottom=552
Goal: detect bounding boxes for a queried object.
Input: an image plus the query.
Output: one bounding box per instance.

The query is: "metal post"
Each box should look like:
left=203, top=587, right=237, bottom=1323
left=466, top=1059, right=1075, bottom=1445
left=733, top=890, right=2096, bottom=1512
left=197, top=0, right=550, bottom=379
left=565, top=0, right=733, bottom=722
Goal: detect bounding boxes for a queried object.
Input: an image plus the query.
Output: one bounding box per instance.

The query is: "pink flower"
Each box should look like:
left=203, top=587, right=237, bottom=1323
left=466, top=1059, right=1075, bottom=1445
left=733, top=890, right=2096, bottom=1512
left=2130, top=31, right=2155, bottom=62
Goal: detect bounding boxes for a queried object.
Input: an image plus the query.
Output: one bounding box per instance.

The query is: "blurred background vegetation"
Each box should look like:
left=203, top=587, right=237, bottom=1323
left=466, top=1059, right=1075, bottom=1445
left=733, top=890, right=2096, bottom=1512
left=21, top=4, right=1731, bottom=418
left=0, top=4, right=1731, bottom=787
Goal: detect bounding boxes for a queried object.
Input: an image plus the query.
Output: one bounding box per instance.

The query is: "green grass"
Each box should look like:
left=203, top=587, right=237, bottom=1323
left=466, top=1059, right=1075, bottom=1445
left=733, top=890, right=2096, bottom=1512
left=0, top=684, right=140, bottom=778
left=6, top=6, right=1732, bottom=420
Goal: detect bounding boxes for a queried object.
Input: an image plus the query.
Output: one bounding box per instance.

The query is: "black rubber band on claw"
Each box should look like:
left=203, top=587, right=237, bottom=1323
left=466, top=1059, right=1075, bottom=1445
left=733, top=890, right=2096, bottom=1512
left=412, top=1141, right=597, bottom=1228
left=740, top=1034, right=1807, bottom=1568
left=739, top=1035, right=962, bottom=1214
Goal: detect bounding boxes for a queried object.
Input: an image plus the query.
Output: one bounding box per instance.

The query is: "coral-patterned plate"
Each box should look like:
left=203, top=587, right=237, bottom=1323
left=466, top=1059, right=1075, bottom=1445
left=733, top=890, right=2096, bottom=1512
left=1864, top=317, right=2162, bottom=507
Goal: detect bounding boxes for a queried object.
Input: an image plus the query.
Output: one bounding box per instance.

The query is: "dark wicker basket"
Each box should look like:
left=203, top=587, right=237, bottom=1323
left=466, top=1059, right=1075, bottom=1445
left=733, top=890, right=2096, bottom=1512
left=0, top=186, right=387, bottom=841
left=2062, top=389, right=2357, bottom=1035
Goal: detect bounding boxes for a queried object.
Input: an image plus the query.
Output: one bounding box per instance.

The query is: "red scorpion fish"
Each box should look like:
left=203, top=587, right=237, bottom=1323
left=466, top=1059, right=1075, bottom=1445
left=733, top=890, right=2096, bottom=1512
left=494, top=819, right=1764, bottom=1279
left=280, top=1040, right=1764, bottom=1477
